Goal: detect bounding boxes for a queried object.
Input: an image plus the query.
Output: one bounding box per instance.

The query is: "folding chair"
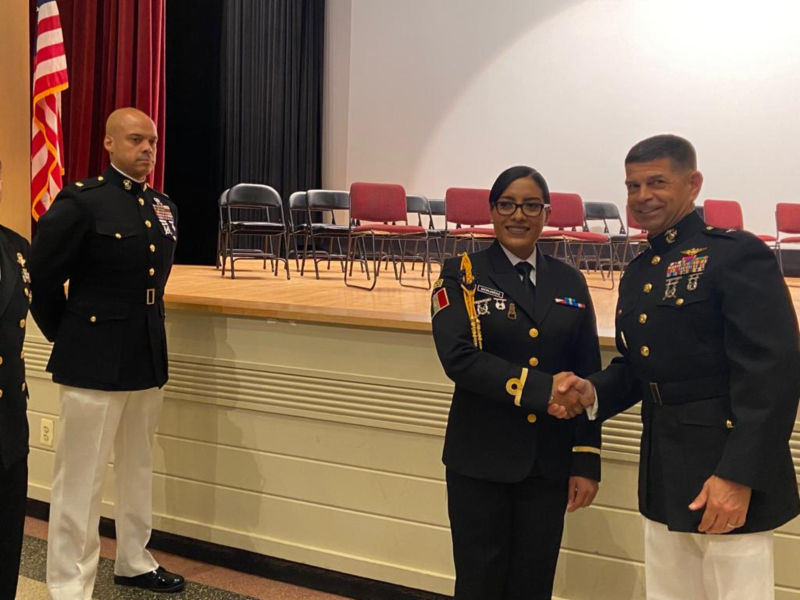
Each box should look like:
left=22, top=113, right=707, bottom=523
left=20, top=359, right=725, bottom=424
left=704, top=199, right=776, bottom=244
left=344, top=182, right=429, bottom=290
left=287, top=190, right=308, bottom=272
left=775, top=202, right=800, bottom=274
left=584, top=201, right=628, bottom=270
left=302, top=189, right=352, bottom=279
left=621, top=206, right=649, bottom=268
left=443, top=187, right=494, bottom=256
left=220, top=183, right=291, bottom=279
left=539, top=193, right=615, bottom=287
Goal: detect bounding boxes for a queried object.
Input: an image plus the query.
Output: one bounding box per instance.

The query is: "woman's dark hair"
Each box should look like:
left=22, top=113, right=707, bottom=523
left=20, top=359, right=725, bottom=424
left=488, top=165, right=550, bottom=206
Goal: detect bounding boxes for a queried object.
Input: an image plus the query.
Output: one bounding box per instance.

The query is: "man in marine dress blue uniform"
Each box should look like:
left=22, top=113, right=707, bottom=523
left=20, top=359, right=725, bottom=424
left=556, top=134, right=800, bottom=599
left=30, top=108, right=184, bottom=598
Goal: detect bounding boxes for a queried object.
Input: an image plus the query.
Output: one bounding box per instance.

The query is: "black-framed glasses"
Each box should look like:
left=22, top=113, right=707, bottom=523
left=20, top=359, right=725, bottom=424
left=493, top=200, right=547, bottom=217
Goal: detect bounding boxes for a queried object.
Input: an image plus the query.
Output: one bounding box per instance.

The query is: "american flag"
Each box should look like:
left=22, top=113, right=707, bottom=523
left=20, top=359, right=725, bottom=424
left=31, top=0, right=69, bottom=221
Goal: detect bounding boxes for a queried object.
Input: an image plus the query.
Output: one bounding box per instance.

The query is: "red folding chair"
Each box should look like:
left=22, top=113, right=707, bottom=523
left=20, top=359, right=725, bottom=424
left=775, top=202, right=800, bottom=274
left=704, top=199, right=776, bottom=244
left=344, top=182, right=429, bottom=290
left=539, top=193, right=615, bottom=287
left=619, top=206, right=650, bottom=267
left=443, top=187, right=494, bottom=256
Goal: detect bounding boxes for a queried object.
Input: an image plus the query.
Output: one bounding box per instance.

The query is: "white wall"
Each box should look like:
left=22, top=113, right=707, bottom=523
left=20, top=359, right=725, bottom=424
left=323, top=0, right=800, bottom=235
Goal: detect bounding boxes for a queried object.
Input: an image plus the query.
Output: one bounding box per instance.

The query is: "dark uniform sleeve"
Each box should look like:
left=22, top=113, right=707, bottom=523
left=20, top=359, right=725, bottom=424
left=569, top=279, right=603, bottom=481
left=589, top=357, right=641, bottom=422
left=30, top=189, right=91, bottom=341
left=432, top=258, right=555, bottom=415
left=712, top=235, right=800, bottom=491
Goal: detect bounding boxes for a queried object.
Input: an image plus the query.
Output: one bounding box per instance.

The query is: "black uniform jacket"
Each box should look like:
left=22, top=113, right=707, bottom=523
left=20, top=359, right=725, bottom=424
left=30, top=166, right=178, bottom=391
left=0, top=226, right=31, bottom=469
left=589, top=211, right=800, bottom=533
left=432, top=241, right=602, bottom=483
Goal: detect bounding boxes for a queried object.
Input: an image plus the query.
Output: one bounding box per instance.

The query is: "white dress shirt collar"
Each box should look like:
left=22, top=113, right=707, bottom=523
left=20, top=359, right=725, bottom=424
left=498, top=243, right=537, bottom=285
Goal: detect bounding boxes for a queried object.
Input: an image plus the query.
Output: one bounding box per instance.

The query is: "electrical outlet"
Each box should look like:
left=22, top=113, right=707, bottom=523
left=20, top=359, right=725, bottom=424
left=40, top=418, right=54, bottom=447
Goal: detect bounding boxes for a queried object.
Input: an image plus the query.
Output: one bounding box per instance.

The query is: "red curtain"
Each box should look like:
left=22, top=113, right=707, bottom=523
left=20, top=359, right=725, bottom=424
left=54, top=0, right=166, bottom=189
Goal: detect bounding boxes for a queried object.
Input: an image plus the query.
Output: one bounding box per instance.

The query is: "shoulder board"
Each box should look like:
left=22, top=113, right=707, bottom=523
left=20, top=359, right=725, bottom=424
left=70, top=176, right=106, bottom=192
left=701, top=225, right=737, bottom=238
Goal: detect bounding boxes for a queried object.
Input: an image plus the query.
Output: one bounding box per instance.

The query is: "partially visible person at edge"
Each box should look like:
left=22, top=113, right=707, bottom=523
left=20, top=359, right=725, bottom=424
left=30, top=107, right=184, bottom=599
left=554, top=134, right=800, bottom=600
left=0, top=158, right=34, bottom=599
left=430, top=165, right=602, bottom=599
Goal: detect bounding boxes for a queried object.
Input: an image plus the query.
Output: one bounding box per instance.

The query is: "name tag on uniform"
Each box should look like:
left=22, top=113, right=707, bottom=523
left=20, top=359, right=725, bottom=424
left=476, top=284, right=504, bottom=299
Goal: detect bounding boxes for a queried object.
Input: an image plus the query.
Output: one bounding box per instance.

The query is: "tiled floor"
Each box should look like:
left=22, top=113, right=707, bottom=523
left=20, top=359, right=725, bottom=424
left=20, top=517, right=350, bottom=600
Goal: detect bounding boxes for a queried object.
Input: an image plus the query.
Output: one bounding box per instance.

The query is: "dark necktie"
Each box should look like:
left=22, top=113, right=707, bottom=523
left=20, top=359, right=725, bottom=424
left=514, top=261, right=536, bottom=301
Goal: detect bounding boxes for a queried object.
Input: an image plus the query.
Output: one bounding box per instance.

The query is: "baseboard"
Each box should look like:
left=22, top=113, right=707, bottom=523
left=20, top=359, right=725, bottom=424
left=26, top=499, right=451, bottom=600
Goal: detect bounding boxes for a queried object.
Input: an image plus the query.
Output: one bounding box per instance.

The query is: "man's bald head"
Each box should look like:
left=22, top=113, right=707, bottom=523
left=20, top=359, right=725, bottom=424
left=103, top=107, right=158, bottom=180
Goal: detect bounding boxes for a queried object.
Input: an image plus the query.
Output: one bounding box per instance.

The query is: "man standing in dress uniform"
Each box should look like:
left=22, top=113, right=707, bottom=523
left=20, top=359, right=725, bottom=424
left=0, top=159, right=33, bottom=599
left=30, top=108, right=184, bottom=598
left=556, top=134, right=800, bottom=599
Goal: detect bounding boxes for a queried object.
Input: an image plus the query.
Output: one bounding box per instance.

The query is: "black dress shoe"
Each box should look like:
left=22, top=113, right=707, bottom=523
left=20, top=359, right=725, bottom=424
left=114, top=566, right=185, bottom=593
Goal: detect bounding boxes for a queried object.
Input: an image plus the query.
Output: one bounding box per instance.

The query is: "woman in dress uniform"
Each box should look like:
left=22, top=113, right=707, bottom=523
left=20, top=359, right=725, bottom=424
left=431, top=165, right=602, bottom=600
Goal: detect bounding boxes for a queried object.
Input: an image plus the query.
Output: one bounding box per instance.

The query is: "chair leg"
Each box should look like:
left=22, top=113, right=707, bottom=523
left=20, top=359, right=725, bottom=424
left=399, top=236, right=432, bottom=290
left=283, top=232, right=291, bottom=279
left=220, top=231, right=228, bottom=277
left=301, top=231, right=310, bottom=276
left=346, top=233, right=379, bottom=290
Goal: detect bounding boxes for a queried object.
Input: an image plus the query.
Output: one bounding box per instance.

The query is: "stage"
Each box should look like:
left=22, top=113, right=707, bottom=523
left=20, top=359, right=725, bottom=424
left=164, top=260, right=800, bottom=344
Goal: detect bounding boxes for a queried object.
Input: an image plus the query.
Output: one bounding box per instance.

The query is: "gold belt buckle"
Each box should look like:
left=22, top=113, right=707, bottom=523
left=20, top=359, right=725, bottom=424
left=649, top=382, right=663, bottom=405
left=146, top=288, right=156, bottom=305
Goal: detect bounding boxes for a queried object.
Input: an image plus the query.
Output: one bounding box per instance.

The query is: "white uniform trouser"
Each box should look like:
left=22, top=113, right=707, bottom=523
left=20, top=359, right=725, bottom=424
left=644, top=517, right=774, bottom=600
left=46, top=385, right=163, bottom=600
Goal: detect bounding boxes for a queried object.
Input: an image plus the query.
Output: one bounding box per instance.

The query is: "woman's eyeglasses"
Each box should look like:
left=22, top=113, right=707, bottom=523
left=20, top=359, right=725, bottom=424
left=493, top=201, right=547, bottom=217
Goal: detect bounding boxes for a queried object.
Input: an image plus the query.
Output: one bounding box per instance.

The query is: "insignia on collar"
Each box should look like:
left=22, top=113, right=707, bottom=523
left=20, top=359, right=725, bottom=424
left=432, top=278, right=444, bottom=290
left=123, top=179, right=132, bottom=190
left=16, top=252, right=26, bottom=267
left=681, top=247, right=707, bottom=256
left=476, top=284, right=504, bottom=299
left=665, top=228, right=678, bottom=243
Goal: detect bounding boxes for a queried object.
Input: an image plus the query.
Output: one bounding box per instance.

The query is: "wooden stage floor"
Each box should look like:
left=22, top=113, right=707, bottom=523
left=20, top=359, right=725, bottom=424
left=164, top=261, right=800, bottom=344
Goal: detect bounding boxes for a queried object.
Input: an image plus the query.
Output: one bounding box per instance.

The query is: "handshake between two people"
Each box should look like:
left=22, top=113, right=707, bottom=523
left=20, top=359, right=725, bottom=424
left=547, top=372, right=595, bottom=419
